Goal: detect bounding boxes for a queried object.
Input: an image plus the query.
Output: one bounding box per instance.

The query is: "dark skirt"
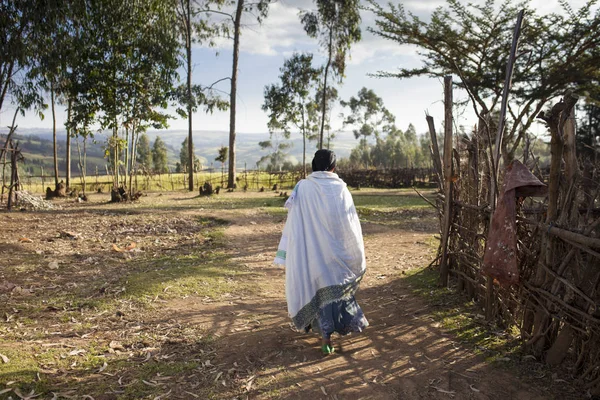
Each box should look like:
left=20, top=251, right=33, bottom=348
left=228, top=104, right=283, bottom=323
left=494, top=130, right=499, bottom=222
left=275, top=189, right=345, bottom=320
left=307, top=295, right=368, bottom=339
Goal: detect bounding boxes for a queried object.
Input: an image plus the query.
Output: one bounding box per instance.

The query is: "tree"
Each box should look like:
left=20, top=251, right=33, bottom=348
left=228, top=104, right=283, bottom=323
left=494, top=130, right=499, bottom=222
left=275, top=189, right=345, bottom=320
left=175, top=0, right=228, bottom=191
left=0, top=0, right=46, bottom=115
left=300, top=0, right=362, bottom=149
left=341, top=87, right=395, bottom=142
left=258, top=133, right=291, bottom=172
left=341, top=87, right=395, bottom=168
left=226, top=0, right=273, bottom=189
left=577, top=102, right=600, bottom=161
left=152, top=136, right=169, bottom=174
left=263, top=53, right=321, bottom=177
left=313, top=84, right=339, bottom=149
left=368, top=0, right=600, bottom=163
left=137, top=133, right=152, bottom=170
left=215, top=145, right=228, bottom=187
left=179, top=136, right=201, bottom=173
left=64, top=0, right=181, bottom=191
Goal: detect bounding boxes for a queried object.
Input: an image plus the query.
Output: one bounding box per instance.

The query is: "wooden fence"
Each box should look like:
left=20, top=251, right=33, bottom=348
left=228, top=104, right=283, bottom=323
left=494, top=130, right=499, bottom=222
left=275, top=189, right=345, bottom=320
left=433, top=86, right=600, bottom=393
left=13, top=167, right=436, bottom=195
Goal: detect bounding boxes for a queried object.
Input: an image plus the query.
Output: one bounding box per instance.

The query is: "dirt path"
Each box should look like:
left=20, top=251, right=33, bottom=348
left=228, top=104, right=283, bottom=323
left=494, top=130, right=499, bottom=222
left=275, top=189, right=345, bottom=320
left=0, top=191, right=568, bottom=399
left=162, top=208, right=549, bottom=400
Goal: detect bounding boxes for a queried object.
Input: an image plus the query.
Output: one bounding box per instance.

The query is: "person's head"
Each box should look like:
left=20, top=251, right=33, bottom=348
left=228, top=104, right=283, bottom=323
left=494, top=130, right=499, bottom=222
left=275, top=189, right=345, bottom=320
left=311, top=149, right=337, bottom=172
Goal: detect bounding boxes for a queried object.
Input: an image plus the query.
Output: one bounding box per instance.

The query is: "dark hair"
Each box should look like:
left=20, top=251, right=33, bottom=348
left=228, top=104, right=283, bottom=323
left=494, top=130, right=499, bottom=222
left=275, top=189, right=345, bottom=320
left=311, top=149, right=336, bottom=172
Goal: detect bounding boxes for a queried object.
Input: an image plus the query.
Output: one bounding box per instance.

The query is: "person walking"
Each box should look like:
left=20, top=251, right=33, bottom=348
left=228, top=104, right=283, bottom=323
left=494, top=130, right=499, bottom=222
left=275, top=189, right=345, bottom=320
left=275, top=149, right=368, bottom=355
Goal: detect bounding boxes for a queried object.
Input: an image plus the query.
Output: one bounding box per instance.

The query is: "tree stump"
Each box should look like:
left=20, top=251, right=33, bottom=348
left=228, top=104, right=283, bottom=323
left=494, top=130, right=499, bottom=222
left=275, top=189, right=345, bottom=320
left=199, top=182, right=213, bottom=196
left=56, top=181, right=67, bottom=197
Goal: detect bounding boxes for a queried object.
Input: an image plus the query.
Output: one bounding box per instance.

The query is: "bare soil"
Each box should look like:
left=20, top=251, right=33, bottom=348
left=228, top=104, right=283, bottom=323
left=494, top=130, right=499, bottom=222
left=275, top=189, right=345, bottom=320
left=0, top=191, right=580, bottom=399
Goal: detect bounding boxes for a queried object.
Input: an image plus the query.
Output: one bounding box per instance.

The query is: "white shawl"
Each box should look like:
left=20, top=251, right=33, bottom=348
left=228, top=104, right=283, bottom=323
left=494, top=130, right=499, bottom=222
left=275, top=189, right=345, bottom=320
left=274, top=171, right=366, bottom=330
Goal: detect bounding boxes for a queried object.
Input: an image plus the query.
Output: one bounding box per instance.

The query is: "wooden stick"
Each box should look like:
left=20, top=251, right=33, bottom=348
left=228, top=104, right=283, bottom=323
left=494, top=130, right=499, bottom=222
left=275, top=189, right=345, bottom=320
left=540, top=262, right=597, bottom=311
left=426, top=113, right=443, bottom=186
left=491, top=9, right=525, bottom=203
left=452, top=200, right=490, bottom=212
left=413, top=186, right=438, bottom=210
left=519, top=218, right=600, bottom=250
left=525, top=282, right=600, bottom=326
left=439, top=75, right=454, bottom=287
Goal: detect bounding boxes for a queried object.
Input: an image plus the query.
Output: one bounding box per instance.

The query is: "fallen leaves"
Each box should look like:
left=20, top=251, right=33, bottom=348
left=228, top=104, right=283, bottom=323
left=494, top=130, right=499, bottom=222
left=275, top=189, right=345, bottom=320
left=112, top=242, right=138, bottom=253
left=13, top=388, right=42, bottom=400
left=0, top=353, right=9, bottom=363
left=68, top=349, right=86, bottom=356
left=109, top=341, right=125, bottom=352
left=19, top=237, right=33, bottom=243
left=98, top=362, right=108, bottom=373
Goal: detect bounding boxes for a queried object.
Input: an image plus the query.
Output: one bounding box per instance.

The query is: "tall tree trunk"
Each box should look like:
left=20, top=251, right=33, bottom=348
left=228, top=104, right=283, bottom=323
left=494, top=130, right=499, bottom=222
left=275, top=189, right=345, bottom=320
left=124, top=126, right=129, bottom=189
left=318, top=28, right=334, bottom=150
left=186, top=0, right=194, bottom=191
left=130, top=127, right=138, bottom=197
left=228, top=0, right=244, bottom=189
left=51, top=82, right=59, bottom=188
left=0, top=62, right=15, bottom=113
left=66, top=99, right=72, bottom=189
left=113, top=125, right=118, bottom=188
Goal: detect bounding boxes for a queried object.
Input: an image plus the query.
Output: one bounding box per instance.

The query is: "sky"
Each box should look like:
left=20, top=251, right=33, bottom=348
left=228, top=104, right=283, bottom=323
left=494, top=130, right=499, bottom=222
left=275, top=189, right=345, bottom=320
left=0, top=0, right=590, bottom=139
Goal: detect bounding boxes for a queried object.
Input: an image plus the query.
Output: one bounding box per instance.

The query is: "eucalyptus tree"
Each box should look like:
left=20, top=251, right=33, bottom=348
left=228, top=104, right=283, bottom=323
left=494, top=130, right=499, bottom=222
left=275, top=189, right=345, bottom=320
left=258, top=133, right=291, bottom=172
left=202, top=0, right=274, bottom=188
left=137, top=133, right=152, bottom=170
left=65, top=0, right=182, bottom=190
left=175, top=0, right=229, bottom=191
left=226, top=0, right=273, bottom=189
left=0, top=0, right=44, bottom=114
left=300, top=0, right=361, bottom=149
left=263, top=53, right=321, bottom=177
left=341, top=87, right=395, bottom=166
left=215, top=145, right=228, bottom=186
left=152, top=136, right=169, bottom=174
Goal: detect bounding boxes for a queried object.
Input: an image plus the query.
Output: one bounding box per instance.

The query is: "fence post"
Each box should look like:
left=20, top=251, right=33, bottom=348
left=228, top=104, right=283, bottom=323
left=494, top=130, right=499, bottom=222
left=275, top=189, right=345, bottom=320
left=439, top=75, right=453, bottom=287
left=426, top=114, right=443, bottom=187
left=485, top=9, right=525, bottom=321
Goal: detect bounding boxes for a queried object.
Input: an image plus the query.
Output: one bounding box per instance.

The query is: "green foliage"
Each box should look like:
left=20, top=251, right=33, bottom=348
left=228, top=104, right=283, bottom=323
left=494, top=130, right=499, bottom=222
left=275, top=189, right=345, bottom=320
left=577, top=103, right=600, bottom=161
left=215, top=146, right=228, bottom=165
left=341, top=88, right=429, bottom=169
left=258, top=133, right=291, bottom=171
left=368, top=0, right=600, bottom=161
left=263, top=52, right=322, bottom=172
left=152, top=136, right=169, bottom=173
left=300, top=0, right=361, bottom=83
left=171, top=83, right=229, bottom=118
left=137, top=133, right=152, bottom=170
left=0, top=0, right=48, bottom=115
left=300, top=0, right=362, bottom=147
left=179, top=137, right=201, bottom=172
left=347, top=124, right=433, bottom=169
left=341, top=87, right=395, bottom=141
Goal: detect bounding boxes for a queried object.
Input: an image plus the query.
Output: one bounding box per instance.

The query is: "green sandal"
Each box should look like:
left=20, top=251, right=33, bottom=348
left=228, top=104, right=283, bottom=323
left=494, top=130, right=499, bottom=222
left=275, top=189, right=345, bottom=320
left=321, top=344, right=335, bottom=355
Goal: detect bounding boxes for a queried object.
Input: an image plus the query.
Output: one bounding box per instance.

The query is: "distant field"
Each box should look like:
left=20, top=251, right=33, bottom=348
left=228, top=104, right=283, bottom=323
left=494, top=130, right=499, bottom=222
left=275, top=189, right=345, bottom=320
left=18, top=170, right=301, bottom=194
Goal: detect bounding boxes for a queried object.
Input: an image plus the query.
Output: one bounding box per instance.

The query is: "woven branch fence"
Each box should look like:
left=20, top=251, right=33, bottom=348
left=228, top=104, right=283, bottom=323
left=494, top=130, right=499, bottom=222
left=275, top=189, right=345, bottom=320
left=433, top=87, right=600, bottom=393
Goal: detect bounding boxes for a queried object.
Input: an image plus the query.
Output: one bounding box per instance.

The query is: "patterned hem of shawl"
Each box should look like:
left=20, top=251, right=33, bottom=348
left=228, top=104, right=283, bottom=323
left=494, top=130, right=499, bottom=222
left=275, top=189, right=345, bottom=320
left=291, top=272, right=365, bottom=330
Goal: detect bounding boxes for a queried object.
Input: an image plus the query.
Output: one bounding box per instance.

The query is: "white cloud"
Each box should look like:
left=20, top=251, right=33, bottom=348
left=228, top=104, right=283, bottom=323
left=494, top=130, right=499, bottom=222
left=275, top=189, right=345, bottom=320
left=200, top=1, right=313, bottom=56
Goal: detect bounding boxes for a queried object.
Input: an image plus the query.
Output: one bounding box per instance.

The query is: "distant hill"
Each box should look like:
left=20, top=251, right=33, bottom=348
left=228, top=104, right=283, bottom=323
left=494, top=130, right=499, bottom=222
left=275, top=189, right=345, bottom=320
left=0, top=128, right=357, bottom=175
